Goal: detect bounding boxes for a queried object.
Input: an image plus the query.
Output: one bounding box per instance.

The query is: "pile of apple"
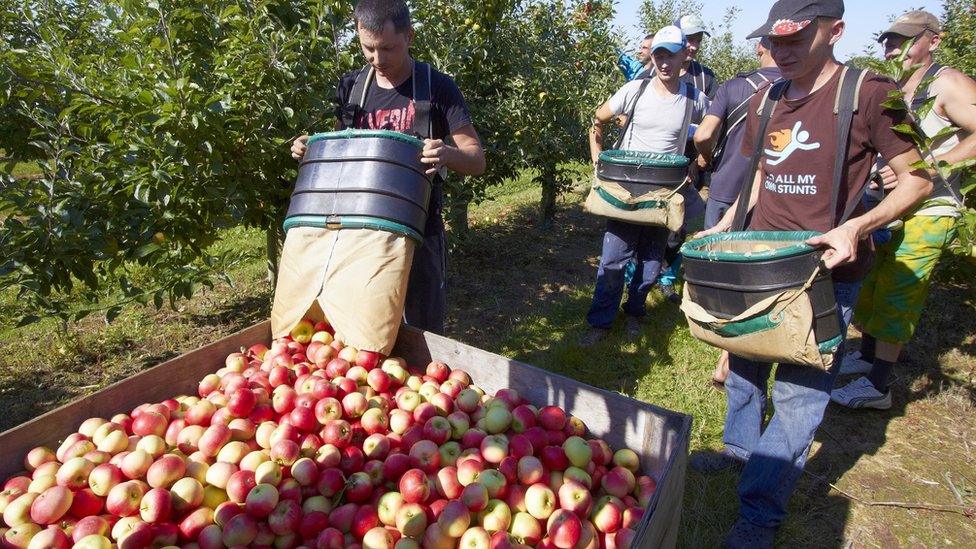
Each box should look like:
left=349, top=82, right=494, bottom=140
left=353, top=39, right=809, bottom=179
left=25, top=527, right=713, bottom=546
left=0, top=319, right=656, bottom=549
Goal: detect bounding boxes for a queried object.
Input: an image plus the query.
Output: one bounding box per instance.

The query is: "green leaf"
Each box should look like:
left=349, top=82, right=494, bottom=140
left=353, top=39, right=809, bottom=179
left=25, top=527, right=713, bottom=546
left=16, top=315, right=41, bottom=327
left=106, top=306, right=122, bottom=323
left=134, top=243, right=160, bottom=258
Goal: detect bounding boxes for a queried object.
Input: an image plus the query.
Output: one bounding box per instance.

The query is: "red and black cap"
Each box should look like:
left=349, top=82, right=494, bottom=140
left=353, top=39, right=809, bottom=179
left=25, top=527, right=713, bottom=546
left=747, top=0, right=845, bottom=39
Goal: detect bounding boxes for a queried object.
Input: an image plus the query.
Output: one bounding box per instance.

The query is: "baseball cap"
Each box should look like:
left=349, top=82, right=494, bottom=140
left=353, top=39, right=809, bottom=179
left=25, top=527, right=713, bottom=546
left=651, top=25, right=687, bottom=54
left=747, top=0, right=845, bottom=39
left=878, top=10, right=941, bottom=42
left=676, top=14, right=710, bottom=37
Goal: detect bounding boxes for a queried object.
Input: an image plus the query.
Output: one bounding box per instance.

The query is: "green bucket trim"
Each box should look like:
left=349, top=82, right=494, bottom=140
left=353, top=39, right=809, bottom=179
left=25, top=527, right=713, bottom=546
left=307, top=129, right=424, bottom=149
left=707, top=312, right=782, bottom=338
left=681, top=231, right=823, bottom=263
left=698, top=314, right=843, bottom=356
left=599, top=149, right=689, bottom=168
left=283, top=215, right=424, bottom=243
left=594, top=187, right=667, bottom=211
left=818, top=334, right=843, bottom=354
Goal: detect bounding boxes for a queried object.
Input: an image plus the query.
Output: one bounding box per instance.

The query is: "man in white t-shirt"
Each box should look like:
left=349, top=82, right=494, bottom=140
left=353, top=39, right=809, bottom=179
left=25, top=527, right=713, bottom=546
left=582, top=26, right=709, bottom=346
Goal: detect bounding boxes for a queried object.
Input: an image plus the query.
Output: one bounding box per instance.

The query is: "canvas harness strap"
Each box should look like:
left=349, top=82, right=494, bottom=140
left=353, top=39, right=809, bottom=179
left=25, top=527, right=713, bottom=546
left=342, top=61, right=434, bottom=140
left=731, top=66, right=869, bottom=232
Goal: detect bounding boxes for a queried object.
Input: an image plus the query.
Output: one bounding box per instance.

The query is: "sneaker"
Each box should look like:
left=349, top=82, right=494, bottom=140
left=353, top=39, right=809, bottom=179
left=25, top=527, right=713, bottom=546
left=660, top=284, right=681, bottom=305
left=625, top=316, right=644, bottom=338
left=723, top=517, right=776, bottom=549
left=830, top=376, right=892, bottom=410
left=578, top=327, right=610, bottom=347
left=838, top=350, right=873, bottom=376
left=690, top=448, right=746, bottom=473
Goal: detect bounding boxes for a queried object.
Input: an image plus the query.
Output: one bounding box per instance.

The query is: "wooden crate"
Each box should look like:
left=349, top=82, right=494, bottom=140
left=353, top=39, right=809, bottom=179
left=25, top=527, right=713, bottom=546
left=0, top=321, right=691, bottom=548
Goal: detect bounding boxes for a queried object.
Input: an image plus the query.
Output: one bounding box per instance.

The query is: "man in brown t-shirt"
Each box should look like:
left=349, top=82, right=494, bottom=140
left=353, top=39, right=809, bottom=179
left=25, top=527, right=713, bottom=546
left=690, top=1, right=934, bottom=546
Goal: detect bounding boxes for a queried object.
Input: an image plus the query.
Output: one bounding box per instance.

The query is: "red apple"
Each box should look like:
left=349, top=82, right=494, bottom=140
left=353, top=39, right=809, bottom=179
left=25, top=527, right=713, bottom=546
left=30, top=485, right=73, bottom=525
left=399, top=469, right=430, bottom=504
left=538, top=406, right=567, bottom=431
left=546, top=509, right=582, bottom=548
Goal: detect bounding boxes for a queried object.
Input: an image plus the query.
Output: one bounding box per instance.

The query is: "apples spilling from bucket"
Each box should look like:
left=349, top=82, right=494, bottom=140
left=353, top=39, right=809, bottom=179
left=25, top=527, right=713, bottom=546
left=0, top=319, right=657, bottom=548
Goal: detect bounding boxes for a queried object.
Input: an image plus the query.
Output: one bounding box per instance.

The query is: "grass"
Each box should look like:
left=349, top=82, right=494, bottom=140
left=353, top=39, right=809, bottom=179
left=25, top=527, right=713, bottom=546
left=1, top=171, right=974, bottom=547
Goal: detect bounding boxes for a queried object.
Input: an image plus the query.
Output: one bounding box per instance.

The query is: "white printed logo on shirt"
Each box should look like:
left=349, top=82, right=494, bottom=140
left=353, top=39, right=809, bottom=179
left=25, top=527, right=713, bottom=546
left=764, top=120, right=821, bottom=166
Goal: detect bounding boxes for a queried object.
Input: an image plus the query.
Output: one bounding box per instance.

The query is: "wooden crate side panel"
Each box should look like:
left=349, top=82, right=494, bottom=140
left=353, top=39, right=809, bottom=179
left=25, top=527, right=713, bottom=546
left=393, top=328, right=691, bottom=548
left=0, top=322, right=271, bottom=480
left=634, top=417, right=691, bottom=549
left=392, top=328, right=688, bottom=478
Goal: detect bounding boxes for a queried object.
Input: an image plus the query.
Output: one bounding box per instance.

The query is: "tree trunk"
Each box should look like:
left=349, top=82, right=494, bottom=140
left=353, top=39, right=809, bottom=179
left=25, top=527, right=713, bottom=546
left=446, top=197, right=470, bottom=241
left=266, top=225, right=283, bottom=290
left=539, top=173, right=557, bottom=229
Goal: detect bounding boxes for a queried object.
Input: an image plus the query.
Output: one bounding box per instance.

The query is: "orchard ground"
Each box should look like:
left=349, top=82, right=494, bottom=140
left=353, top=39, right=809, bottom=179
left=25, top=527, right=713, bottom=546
left=1, top=171, right=974, bottom=547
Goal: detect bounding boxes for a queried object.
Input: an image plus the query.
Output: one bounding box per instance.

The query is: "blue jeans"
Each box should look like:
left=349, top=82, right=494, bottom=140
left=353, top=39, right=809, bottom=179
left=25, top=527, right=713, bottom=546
left=723, top=280, right=861, bottom=528
left=587, top=220, right=669, bottom=329
left=705, top=197, right=734, bottom=230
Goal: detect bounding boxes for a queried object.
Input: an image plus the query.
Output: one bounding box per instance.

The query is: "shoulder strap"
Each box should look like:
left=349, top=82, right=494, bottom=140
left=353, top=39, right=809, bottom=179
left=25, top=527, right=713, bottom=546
left=712, top=74, right=779, bottom=165
left=677, top=82, right=696, bottom=147
left=731, top=79, right=789, bottom=231
left=613, top=78, right=652, bottom=149
left=745, top=71, right=772, bottom=91
left=342, top=65, right=374, bottom=128
left=412, top=61, right=433, bottom=139
left=910, top=62, right=945, bottom=114
left=833, top=66, right=869, bottom=227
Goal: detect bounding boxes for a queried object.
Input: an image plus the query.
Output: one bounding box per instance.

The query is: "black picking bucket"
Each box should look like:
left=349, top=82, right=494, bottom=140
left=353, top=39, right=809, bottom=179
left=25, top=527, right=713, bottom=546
left=596, top=150, right=689, bottom=195
left=681, top=231, right=841, bottom=346
left=284, top=130, right=432, bottom=241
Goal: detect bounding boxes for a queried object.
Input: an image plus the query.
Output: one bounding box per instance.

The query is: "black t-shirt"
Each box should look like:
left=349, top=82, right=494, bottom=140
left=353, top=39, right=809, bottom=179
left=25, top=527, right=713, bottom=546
left=333, top=66, right=473, bottom=140
left=332, top=64, right=473, bottom=236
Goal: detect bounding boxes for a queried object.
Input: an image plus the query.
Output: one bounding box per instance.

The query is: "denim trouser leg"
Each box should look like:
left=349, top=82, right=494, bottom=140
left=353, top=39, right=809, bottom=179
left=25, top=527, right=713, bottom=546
left=704, top=198, right=733, bottom=230
left=725, top=280, right=861, bottom=528
left=403, top=228, right=447, bottom=335
left=587, top=220, right=640, bottom=329
left=623, top=226, right=668, bottom=317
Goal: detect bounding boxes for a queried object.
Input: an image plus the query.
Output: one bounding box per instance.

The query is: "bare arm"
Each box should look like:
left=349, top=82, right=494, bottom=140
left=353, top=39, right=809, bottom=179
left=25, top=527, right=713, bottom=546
left=693, top=114, right=723, bottom=164
left=588, top=102, right=616, bottom=164
left=933, top=69, right=976, bottom=167
left=807, top=148, right=933, bottom=268
left=420, top=123, right=486, bottom=176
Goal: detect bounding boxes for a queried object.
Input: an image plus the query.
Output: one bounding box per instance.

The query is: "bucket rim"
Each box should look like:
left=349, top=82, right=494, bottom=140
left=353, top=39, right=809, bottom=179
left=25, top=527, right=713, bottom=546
left=308, top=129, right=424, bottom=149
left=598, top=149, right=689, bottom=168
left=681, top=231, right=823, bottom=262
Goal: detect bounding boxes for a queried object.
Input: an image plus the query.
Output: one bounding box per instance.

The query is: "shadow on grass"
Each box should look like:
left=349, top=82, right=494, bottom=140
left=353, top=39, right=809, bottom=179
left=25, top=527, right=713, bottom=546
left=187, top=292, right=272, bottom=332
left=783, top=279, right=976, bottom=547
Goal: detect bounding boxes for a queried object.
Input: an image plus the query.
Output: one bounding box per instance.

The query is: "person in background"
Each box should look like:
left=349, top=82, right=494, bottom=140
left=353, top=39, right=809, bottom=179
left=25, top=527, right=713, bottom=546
left=582, top=26, right=709, bottom=346
left=831, top=10, right=975, bottom=410
left=617, top=35, right=654, bottom=82
left=289, top=0, right=485, bottom=335
left=652, top=13, right=718, bottom=303
left=692, top=38, right=782, bottom=390
left=689, top=1, right=934, bottom=545
left=637, top=13, right=718, bottom=98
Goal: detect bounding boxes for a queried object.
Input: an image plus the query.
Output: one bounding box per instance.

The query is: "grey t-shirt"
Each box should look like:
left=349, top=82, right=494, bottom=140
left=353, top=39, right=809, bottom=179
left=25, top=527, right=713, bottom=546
left=606, top=79, right=710, bottom=154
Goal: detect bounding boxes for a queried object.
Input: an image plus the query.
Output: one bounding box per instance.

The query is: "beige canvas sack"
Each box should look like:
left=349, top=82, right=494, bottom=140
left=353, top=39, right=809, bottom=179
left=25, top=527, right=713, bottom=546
left=271, top=226, right=415, bottom=356
left=584, top=177, right=687, bottom=232
left=679, top=269, right=834, bottom=369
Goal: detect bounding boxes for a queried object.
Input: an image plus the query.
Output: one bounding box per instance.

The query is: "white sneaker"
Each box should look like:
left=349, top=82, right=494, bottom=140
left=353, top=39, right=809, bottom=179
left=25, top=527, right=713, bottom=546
left=831, top=377, right=892, bottom=410
left=838, top=350, right=873, bottom=376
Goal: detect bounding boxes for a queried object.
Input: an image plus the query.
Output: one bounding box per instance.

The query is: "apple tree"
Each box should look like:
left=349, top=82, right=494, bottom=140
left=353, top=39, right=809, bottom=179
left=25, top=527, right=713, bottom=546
left=0, top=0, right=355, bottom=326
